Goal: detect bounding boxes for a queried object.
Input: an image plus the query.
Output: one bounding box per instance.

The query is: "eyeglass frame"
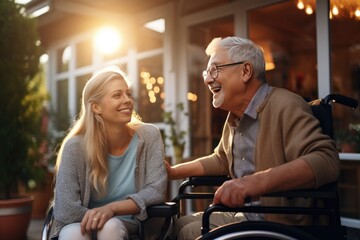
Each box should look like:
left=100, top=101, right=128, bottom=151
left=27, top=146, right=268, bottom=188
left=202, top=61, right=245, bottom=80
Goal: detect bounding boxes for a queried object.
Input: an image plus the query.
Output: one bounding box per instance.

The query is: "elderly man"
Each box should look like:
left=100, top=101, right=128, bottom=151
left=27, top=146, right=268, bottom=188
left=166, top=36, right=339, bottom=240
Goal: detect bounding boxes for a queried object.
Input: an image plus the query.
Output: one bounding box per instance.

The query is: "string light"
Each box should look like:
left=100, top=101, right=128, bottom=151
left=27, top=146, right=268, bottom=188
left=296, top=0, right=360, bottom=20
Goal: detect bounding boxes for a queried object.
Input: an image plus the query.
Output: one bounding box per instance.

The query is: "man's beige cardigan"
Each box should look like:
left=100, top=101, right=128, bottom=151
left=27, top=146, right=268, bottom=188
left=199, top=87, right=340, bottom=225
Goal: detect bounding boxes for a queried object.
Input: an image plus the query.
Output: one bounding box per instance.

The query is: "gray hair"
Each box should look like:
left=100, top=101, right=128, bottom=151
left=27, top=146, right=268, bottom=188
left=206, top=37, right=266, bottom=82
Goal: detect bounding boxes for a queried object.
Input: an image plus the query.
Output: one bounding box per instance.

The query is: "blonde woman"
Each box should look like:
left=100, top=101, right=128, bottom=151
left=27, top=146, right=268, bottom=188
left=53, top=66, right=167, bottom=240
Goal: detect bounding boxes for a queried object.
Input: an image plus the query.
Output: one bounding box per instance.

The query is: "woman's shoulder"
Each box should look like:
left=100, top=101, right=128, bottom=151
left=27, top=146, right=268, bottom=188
left=65, top=135, right=84, bottom=146
left=133, top=122, right=160, bottom=137
left=63, top=135, right=86, bottom=152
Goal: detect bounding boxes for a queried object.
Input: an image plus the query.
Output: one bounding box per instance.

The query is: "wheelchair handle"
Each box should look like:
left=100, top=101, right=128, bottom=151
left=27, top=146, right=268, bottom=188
left=321, top=94, right=358, bottom=109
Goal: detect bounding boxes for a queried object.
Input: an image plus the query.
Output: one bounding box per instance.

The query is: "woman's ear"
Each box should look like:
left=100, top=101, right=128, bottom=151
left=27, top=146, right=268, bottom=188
left=92, top=103, right=102, bottom=115
left=242, top=62, right=253, bottom=83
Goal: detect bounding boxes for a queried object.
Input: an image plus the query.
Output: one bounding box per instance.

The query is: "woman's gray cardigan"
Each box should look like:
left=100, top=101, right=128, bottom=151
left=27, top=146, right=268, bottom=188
left=53, top=123, right=167, bottom=236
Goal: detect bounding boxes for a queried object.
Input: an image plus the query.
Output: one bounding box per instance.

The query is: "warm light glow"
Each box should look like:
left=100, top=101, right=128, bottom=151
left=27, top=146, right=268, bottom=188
left=297, top=0, right=304, bottom=9
left=154, top=86, right=160, bottom=93
left=94, top=26, right=121, bottom=55
left=187, top=92, right=198, bottom=102
left=355, top=9, right=360, bottom=18
left=296, top=0, right=360, bottom=21
left=140, top=71, right=165, bottom=103
left=146, top=83, right=153, bottom=90
left=305, top=5, right=313, bottom=15
left=266, top=62, right=275, bottom=71
left=40, top=54, right=48, bottom=64
left=332, top=5, right=339, bottom=16
left=141, top=71, right=150, bottom=79
left=157, top=77, right=164, bottom=85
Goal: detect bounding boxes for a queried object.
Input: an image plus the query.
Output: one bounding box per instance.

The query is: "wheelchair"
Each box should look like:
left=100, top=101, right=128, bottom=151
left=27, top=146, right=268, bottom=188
left=42, top=94, right=358, bottom=240
left=41, top=201, right=178, bottom=240
left=175, top=94, right=358, bottom=240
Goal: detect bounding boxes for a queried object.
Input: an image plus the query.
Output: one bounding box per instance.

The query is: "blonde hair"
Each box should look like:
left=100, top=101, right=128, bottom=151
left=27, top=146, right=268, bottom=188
left=55, top=66, right=140, bottom=197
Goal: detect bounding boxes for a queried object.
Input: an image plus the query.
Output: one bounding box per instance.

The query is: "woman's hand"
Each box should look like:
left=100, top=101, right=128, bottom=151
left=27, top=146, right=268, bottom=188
left=80, top=205, right=115, bottom=235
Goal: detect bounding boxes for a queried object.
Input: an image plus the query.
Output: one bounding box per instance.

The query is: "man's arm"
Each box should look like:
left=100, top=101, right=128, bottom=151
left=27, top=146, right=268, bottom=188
left=213, top=158, right=315, bottom=207
left=166, top=159, right=206, bottom=180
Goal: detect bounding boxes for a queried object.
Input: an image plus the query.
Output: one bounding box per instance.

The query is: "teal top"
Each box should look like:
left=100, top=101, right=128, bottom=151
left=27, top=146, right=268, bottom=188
left=89, top=134, right=138, bottom=220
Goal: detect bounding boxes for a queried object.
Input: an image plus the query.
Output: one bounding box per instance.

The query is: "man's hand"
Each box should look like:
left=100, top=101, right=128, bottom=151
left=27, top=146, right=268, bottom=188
left=213, top=178, right=249, bottom=207
left=80, top=205, right=115, bottom=235
left=213, top=174, right=266, bottom=207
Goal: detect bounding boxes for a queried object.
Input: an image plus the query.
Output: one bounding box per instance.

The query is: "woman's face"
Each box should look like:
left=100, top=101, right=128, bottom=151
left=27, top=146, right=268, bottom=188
left=95, top=77, right=134, bottom=127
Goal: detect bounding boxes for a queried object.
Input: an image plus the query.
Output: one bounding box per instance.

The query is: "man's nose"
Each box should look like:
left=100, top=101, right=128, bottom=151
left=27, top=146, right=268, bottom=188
left=203, top=74, right=214, bottom=85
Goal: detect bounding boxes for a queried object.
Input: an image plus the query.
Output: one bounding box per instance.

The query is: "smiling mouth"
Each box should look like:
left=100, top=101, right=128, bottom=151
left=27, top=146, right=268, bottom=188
left=210, top=86, right=221, bottom=94
left=118, top=108, right=132, bottom=113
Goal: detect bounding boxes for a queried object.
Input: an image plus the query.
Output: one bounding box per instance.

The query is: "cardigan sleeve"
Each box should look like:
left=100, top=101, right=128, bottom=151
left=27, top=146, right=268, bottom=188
left=127, top=124, right=168, bottom=220
left=256, top=89, right=340, bottom=187
left=53, top=136, right=88, bottom=224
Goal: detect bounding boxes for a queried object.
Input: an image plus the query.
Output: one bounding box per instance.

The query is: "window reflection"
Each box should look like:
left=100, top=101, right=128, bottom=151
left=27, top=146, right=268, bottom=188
left=330, top=1, right=360, bottom=154
left=249, top=1, right=318, bottom=100
left=56, top=46, right=71, bottom=73
left=137, top=55, right=164, bottom=122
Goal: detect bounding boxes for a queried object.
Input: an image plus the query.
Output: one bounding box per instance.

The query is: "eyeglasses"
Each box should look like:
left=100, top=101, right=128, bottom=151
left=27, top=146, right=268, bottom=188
left=202, top=61, right=245, bottom=80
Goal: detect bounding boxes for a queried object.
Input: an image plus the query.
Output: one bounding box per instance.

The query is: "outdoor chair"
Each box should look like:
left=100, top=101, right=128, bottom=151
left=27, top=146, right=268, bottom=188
left=175, top=94, right=358, bottom=240
left=41, top=201, right=178, bottom=240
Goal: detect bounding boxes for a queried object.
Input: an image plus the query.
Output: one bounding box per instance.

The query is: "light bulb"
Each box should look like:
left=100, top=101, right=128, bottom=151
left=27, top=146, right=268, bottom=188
left=305, top=5, right=313, bottom=15
left=332, top=5, right=339, bottom=16
left=297, top=0, right=305, bottom=10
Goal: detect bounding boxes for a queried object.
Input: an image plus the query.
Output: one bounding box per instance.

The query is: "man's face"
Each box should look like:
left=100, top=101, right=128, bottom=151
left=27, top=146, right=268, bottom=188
left=204, top=48, right=246, bottom=111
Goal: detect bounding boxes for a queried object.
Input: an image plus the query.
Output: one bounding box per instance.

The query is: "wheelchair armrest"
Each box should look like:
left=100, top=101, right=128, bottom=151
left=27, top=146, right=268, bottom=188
left=187, top=176, right=232, bottom=186
left=201, top=182, right=341, bottom=235
left=146, top=202, right=178, bottom=218
left=178, top=176, right=230, bottom=194
left=176, top=176, right=231, bottom=201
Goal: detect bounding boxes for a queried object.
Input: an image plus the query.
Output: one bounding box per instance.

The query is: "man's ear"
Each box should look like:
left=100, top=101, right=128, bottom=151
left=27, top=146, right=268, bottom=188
left=242, top=62, right=253, bottom=83
left=92, top=103, right=102, bottom=115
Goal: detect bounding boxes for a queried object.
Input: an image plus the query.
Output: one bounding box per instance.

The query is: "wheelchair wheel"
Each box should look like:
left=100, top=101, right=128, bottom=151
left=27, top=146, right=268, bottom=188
left=198, top=221, right=319, bottom=240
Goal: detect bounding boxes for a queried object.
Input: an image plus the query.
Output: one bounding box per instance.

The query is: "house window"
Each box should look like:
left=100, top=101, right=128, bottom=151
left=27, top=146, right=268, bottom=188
left=248, top=1, right=318, bottom=100
left=187, top=16, right=234, bottom=156
left=56, top=79, right=69, bottom=131
left=56, top=45, right=71, bottom=73
left=329, top=1, right=360, bottom=154
left=137, top=19, right=164, bottom=52
left=137, top=55, right=164, bottom=122
left=76, top=73, right=92, bottom=114
left=328, top=0, right=360, bottom=220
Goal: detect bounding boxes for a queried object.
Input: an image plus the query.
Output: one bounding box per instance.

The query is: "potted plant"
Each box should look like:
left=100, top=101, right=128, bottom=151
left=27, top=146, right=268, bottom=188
left=0, top=0, right=45, bottom=239
left=163, top=102, right=188, bottom=164
left=336, top=123, right=360, bottom=153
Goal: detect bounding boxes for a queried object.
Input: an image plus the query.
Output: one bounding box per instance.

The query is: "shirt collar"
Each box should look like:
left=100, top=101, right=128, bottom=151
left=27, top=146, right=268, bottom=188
left=228, top=83, right=272, bottom=126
